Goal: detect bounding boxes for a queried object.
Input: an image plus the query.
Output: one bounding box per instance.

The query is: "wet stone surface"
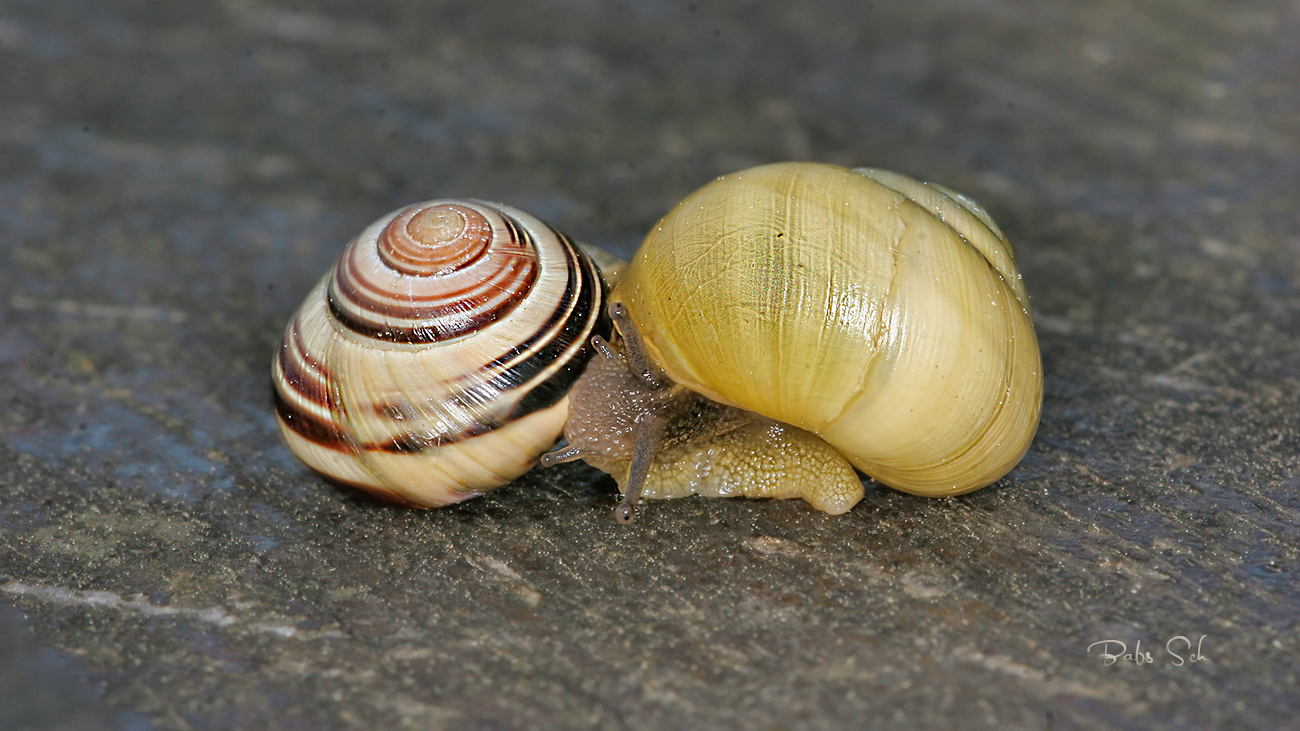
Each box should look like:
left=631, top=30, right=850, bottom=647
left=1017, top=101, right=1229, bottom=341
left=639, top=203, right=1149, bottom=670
left=1, top=0, right=1298, bottom=729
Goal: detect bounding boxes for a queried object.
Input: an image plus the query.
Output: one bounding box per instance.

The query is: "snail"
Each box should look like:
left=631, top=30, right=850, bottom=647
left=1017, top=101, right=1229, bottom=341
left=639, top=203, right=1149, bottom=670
left=542, top=162, right=1042, bottom=521
left=272, top=199, right=611, bottom=507
left=272, top=163, right=1042, bottom=520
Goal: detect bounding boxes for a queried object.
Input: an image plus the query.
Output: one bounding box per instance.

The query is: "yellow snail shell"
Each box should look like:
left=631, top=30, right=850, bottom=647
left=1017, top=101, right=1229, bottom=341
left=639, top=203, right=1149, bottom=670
left=546, top=162, right=1043, bottom=520
left=272, top=200, right=609, bottom=507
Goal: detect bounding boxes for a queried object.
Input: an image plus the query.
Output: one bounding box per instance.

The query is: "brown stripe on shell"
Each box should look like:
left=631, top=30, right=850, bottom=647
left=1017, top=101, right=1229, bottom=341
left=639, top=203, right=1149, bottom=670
left=377, top=415, right=501, bottom=454
left=378, top=203, right=492, bottom=276
left=379, top=432, right=429, bottom=454
left=330, top=248, right=536, bottom=335
left=334, top=246, right=534, bottom=312
left=275, top=320, right=332, bottom=408
left=476, top=234, right=610, bottom=415
left=356, top=232, right=609, bottom=449
left=326, top=203, right=541, bottom=344
left=513, top=254, right=612, bottom=417
left=278, top=383, right=507, bottom=456
left=277, top=386, right=450, bottom=456
left=274, top=386, right=349, bottom=451
left=351, top=243, right=535, bottom=303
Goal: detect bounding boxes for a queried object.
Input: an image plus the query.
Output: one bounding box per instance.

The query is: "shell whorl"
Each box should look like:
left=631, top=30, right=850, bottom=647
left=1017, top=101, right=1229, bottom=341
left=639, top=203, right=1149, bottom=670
left=328, top=202, right=540, bottom=343
left=273, top=199, right=609, bottom=507
left=380, top=203, right=492, bottom=275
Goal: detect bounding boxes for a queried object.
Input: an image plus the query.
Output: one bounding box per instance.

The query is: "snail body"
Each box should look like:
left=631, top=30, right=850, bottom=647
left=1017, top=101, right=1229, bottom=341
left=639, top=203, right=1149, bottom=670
left=272, top=200, right=608, bottom=507
left=547, top=162, right=1042, bottom=518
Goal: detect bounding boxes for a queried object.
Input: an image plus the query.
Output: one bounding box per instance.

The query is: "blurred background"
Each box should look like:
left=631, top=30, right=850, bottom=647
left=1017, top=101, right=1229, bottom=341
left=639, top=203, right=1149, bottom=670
left=1, top=1, right=1297, bottom=729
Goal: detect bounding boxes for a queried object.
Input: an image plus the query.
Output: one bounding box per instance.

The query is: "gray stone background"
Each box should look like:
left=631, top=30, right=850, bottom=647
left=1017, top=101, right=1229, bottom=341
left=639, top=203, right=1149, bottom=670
left=1, top=0, right=1297, bottom=729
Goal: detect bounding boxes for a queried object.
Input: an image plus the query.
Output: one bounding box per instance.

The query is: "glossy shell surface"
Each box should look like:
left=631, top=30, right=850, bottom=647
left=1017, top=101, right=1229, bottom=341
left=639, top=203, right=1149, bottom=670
left=613, top=162, right=1042, bottom=496
left=273, top=200, right=607, bottom=506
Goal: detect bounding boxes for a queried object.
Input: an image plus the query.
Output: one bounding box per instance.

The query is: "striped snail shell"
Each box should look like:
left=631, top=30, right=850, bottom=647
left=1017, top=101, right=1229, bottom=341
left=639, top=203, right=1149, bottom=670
left=273, top=200, right=609, bottom=507
left=545, top=162, right=1043, bottom=521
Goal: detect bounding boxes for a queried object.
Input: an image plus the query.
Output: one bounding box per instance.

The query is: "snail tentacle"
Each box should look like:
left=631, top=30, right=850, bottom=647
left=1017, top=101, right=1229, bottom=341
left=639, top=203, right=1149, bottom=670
left=545, top=302, right=684, bottom=522
left=615, top=412, right=667, bottom=523
left=609, top=302, right=669, bottom=389
left=591, top=335, right=619, bottom=361
left=539, top=443, right=584, bottom=467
